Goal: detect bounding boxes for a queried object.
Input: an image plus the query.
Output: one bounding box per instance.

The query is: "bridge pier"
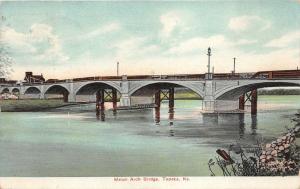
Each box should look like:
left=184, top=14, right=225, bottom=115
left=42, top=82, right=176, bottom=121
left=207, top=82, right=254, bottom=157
left=155, top=90, right=161, bottom=108
left=67, top=93, right=76, bottom=102
left=169, top=88, right=174, bottom=109
left=203, top=98, right=216, bottom=112
left=120, top=94, right=131, bottom=106
left=251, top=89, right=257, bottom=114
left=239, top=95, right=245, bottom=110
left=96, top=89, right=105, bottom=117
left=63, top=92, right=69, bottom=103
left=238, top=90, right=257, bottom=114
left=154, top=107, right=160, bottom=125
left=112, top=88, right=117, bottom=111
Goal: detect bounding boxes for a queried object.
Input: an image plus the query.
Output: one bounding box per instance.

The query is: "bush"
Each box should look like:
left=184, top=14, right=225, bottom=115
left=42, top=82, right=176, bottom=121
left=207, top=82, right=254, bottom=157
left=208, top=126, right=300, bottom=176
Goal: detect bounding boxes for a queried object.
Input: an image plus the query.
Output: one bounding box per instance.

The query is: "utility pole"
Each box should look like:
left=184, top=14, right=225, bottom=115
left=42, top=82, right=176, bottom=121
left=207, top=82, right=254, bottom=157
left=117, top=62, right=119, bottom=76
left=207, top=47, right=211, bottom=74
left=233, top=57, right=236, bottom=74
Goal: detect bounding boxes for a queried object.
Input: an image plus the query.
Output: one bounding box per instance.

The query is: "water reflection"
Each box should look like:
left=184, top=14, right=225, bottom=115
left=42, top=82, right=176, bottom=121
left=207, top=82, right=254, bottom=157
left=169, top=128, right=175, bottom=137
left=154, top=107, right=160, bottom=126
left=154, top=106, right=176, bottom=127
left=168, top=107, right=174, bottom=127
left=202, top=113, right=218, bottom=126
left=238, top=114, right=245, bottom=139
left=251, top=114, right=257, bottom=135
left=96, top=107, right=105, bottom=121
left=113, top=109, right=117, bottom=117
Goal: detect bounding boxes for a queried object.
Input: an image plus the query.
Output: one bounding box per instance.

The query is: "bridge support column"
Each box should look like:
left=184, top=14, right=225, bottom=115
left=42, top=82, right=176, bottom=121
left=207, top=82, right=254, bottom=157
left=19, top=86, right=26, bottom=99
left=203, top=98, right=215, bottom=112
left=251, top=89, right=257, bottom=114
left=155, top=90, right=161, bottom=108
left=67, top=93, right=76, bottom=102
left=120, top=94, right=131, bottom=106
left=203, top=80, right=216, bottom=112
left=39, top=93, right=45, bottom=100
left=112, top=88, right=117, bottom=111
left=96, top=89, right=105, bottom=119
left=154, top=107, right=160, bottom=125
left=63, top=92, right=69, bottom=103
left=38, top=85, right=44, bottom=100
left=239, top=94, right=245, bottom=110
left=67, top=82, right=76, bottom=102
left=120, top=77, right=131, bottom=106
left=169, top=88, right=174, bottom=109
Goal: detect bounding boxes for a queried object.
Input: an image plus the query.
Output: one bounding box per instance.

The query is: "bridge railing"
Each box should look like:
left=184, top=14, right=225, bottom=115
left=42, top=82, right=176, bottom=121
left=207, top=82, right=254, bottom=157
left=2, top=70, right=300, bottom=87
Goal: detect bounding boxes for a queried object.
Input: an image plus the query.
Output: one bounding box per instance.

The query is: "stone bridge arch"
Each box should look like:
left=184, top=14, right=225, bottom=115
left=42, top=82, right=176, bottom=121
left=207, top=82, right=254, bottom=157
left=215, top=80, right=300, bottom=100
left=24, top=86, right=41, bottom=94
left=74, top=81, right=122, bottom=103
left=12, top=88, right=20, bottom=95
left=44, top=84, right=70, bottom=102
left=128, top=81, right=205, bottom=98
left=74, top=81, right=122, bottom=95
left=1, top=88, right=10, bottom=94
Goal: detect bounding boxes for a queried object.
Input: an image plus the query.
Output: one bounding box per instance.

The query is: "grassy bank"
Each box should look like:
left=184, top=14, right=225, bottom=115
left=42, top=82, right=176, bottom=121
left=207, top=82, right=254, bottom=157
left=258, top=89, right=300, bottom=95
left=174, top=90, right=202, bottom=100
left=0, top=99, right=75, bottom=112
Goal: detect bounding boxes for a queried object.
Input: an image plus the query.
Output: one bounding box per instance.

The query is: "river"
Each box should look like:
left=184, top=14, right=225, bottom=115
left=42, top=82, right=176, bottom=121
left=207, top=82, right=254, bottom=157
left=0, top=95, right=299, bottom=176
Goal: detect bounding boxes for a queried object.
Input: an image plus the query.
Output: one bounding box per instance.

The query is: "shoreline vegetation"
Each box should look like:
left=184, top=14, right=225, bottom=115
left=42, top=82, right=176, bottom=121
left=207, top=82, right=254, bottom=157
left=208, top=113, right=300, bottom=176
left=0, top=99, right=76, bottom=112
left=258, top=89, right=300, bottom=95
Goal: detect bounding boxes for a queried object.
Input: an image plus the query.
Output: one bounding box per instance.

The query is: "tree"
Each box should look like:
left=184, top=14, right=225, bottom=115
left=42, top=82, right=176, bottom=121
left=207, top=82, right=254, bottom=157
left=0, top=43, right=13, bottom=78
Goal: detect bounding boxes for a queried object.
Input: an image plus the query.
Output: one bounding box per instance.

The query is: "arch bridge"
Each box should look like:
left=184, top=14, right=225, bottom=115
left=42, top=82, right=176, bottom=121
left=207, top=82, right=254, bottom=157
left=1, top=69, right=300, bottom=114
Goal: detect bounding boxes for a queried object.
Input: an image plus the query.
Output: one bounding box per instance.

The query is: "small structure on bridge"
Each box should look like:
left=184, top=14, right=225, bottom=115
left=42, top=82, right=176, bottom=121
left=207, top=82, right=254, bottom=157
left=24, top=72, right=45, bottom=84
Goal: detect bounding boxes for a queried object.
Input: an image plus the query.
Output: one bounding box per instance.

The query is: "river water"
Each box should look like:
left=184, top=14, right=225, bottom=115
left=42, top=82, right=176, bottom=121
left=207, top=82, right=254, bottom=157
left=0, top=95, right=299, bottom=176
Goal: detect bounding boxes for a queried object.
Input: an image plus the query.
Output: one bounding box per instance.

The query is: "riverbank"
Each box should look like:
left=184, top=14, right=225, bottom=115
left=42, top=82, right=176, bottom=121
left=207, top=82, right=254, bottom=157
left=0, top=99, right=78, bottom=112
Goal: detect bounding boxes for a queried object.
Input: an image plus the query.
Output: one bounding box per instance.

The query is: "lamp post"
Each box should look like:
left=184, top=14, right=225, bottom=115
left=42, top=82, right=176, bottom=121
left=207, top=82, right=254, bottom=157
left=233, top=57, right=236, bottom=74
left=207, top=47, right=211, bottom=74
left=117, top=62, right=119, bottom=76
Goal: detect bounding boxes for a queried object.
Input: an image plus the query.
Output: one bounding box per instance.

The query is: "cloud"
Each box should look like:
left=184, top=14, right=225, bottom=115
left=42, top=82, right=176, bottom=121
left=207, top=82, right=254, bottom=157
left=265, top=30, right=300, bottom=48
left=235, top=39, right=257, bottom=45
left=74, top=22, right=120, bottom=41
left=112, top=37, right=160, bottom=59
left=0, top=26, right=35, bottom=53
left=1, top=24, right=69, bottom=63
left=160, top=12, right=182, bottom=38
left=228, top=15, right=271, bottom=32
left=167, top=35, right=233, bottom=54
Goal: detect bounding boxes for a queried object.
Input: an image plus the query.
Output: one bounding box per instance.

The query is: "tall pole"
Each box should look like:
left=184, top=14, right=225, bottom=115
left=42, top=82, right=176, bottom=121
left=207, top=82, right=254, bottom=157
left=117, top=62, right=119, bottom=76
left=207, top=47, right=211, bottom=74
left=233, top=57, right=236, bottom=74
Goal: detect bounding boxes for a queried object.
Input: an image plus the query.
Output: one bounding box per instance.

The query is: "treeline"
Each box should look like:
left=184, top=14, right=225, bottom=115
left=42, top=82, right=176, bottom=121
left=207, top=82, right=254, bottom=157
left=258, top=89, right=300, bottom=95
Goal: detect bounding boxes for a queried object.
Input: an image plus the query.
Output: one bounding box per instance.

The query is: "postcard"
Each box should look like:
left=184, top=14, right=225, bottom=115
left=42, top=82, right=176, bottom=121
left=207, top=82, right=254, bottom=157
left=0, top=1, right=299, bottom=188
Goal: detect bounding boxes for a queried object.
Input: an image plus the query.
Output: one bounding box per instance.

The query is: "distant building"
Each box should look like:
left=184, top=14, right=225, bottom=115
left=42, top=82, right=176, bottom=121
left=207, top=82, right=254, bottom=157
left=0, top=78, right=17, bottom=85
left=24, top=72, right=45, bottom=83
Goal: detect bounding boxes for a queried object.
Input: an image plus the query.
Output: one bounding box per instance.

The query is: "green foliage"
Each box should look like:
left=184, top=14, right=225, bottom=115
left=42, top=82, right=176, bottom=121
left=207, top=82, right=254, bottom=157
left=0, top=99, right=70, bottom=112
left=258, top=89, right=300, bottom=95
left=208, top=126, right=300, bottom=176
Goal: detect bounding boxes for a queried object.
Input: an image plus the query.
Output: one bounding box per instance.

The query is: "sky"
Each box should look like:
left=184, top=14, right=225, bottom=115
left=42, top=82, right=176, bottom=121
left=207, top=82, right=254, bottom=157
left=0, top=0, right=300, bottom=80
